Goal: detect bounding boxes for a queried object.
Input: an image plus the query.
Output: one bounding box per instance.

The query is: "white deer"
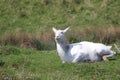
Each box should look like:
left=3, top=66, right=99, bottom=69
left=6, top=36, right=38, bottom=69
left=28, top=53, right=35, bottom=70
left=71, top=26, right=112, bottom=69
left=52, top=27, right=116, bottom=63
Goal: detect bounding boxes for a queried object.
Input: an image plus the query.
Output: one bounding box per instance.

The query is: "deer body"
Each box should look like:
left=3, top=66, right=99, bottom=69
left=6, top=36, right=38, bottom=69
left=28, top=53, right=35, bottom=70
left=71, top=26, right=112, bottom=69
left=53, top=27, right=116, bottom=63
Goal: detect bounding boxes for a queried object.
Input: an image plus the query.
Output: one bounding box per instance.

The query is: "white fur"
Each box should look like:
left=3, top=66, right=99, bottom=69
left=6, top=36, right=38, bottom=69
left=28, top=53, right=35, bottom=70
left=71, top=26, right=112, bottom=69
left=53, top=27, right=116, bottom=63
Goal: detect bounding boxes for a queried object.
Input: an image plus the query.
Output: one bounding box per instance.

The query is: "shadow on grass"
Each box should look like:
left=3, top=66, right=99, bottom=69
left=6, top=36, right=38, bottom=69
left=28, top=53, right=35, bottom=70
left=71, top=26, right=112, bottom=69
left=0, top=60, right=5, bottom=67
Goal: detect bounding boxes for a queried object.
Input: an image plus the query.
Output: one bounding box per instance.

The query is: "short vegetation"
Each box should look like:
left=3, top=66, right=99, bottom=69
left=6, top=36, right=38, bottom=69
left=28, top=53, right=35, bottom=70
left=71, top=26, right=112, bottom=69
left=0, top=0, right=120, bottom=80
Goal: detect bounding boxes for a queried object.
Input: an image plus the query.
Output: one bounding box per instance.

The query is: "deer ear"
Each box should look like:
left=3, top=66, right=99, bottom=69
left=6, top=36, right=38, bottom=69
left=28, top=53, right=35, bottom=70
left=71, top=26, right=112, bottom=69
left=63, top=27, right=70, bottom=33
left=52, top=27, right=57, bottom=33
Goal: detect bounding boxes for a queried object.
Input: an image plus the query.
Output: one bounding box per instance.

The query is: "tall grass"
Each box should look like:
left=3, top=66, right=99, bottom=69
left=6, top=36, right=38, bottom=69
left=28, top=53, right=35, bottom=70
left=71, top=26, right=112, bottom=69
left=0, top=27, right=120, bottom=50
left=0, top=28, right=55, bottom=50
left=68, top=27, right=120, bottom=44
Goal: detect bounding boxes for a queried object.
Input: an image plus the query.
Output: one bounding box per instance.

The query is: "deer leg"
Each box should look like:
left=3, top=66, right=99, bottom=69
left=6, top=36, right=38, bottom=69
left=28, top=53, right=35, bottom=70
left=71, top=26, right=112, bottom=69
left=102, top=51, right=116, bottom=61
left=72, top=57, right=82, bottom=63
left=102, top=55, right=109, bottom=61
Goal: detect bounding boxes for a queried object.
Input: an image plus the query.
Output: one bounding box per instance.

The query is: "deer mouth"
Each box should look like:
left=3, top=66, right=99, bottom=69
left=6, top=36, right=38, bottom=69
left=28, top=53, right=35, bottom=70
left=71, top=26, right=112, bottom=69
left=55, top=36, right=60, bottom=40
left=55, top=38, right=60, bottom=40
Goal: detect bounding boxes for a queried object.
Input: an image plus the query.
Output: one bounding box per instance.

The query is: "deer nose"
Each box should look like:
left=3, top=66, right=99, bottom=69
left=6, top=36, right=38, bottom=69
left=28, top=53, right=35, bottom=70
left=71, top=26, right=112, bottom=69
left=55, top=36, right=60, bottom=40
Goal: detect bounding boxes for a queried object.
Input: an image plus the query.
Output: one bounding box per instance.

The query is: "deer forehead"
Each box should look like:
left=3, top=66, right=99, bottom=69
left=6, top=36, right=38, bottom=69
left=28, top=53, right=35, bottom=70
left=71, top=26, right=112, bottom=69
left=55, top=30, right=64, bottom=36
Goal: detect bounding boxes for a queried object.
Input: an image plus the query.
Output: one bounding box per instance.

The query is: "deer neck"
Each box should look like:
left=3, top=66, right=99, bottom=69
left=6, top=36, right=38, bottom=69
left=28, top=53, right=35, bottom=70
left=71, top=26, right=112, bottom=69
left=56, top=41, right=69, bottom=55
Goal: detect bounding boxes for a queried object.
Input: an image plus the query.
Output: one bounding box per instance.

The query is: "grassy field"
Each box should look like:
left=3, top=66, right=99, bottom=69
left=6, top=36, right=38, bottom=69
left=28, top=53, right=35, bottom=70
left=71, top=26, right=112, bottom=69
left=0, top=0, right=120, bottom=49
left=0, top=46, right=120, bottom=80
left=0, top=0, right=120, bottom=34
left=0, top=0, right=120, bottom=80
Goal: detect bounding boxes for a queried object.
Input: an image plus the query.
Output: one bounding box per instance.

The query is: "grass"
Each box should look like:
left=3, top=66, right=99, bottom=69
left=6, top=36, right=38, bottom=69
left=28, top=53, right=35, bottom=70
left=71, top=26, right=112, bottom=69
left=0, top=46, right=120, bottom=80
left=0, top=0, right=119, bottom=50
left=0, top=0, right=120, bottom=35
left=0, top=27, right=120, bottom=50
left=0, top=0, right=120, bottom=79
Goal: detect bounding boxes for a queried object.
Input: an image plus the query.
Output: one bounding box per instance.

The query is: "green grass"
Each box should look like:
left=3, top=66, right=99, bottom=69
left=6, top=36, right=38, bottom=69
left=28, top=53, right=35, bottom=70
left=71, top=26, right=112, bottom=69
left=0, top=0, right=120, bottom=79
left=0, top=0, right=120, bottom=50
left=0, top=46, right=120, bottom=80
left=0, top=0, right=120, bottom=35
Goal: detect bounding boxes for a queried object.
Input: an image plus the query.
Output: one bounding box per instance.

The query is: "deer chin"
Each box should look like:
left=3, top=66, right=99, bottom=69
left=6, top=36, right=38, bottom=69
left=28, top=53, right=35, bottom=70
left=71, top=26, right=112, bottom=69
left=55, top=38, right=61, bottom=42
left=55, top=38, right=65, bottom=43
left=55, top=37, right=60, bottom=40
